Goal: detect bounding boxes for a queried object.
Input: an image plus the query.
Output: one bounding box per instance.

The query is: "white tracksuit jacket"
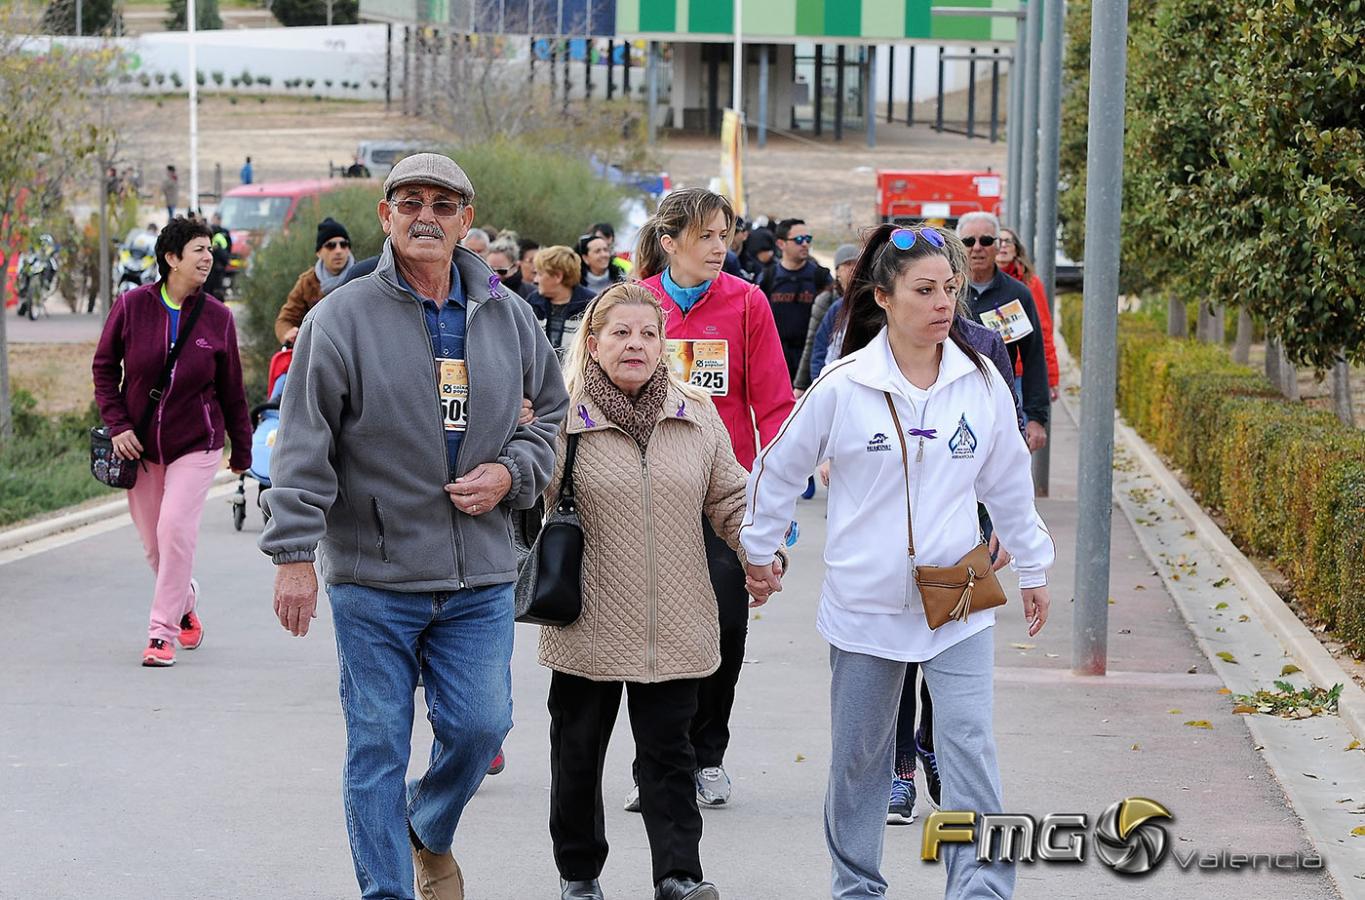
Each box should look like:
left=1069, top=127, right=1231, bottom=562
left=741, top=327, right=1054, bottom=660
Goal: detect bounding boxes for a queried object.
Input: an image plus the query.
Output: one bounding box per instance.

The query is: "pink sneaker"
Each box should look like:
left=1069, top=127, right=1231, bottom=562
left=178, top=579, right=203, bottom=649
left=142, top=639, right=175, bottom=667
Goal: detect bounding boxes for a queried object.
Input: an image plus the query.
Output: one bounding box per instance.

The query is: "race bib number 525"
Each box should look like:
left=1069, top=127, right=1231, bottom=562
left=666, top=339, right=730, bottom=397
left=437, top=359, right=469, bottom=432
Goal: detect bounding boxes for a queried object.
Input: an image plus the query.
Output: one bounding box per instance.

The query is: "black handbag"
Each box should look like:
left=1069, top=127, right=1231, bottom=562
left=514, top=433, right=584, bottom=627
left=90, top=293, right=205, bottom=490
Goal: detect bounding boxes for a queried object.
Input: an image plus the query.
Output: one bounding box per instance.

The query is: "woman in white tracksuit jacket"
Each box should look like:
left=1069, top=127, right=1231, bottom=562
left=740, top=224, right=1054, bottom=900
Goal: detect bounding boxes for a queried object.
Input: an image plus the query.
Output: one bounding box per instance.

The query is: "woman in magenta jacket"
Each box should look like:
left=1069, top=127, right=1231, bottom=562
left=93, top=216, right=252, bottom=668
left=628, top=188, right=794, bottom=810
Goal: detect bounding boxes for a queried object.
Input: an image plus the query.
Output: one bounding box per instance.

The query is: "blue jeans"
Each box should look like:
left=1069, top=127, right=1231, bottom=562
left=328, top=581, right=515, bottom=900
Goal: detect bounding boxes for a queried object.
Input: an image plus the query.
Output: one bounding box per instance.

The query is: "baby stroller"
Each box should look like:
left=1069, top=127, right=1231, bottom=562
left=232, top=346, right=292, bottom=531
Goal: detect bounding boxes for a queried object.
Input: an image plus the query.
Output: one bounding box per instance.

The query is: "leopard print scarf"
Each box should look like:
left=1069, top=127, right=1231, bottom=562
left=584, top=358, right=671, bottom=450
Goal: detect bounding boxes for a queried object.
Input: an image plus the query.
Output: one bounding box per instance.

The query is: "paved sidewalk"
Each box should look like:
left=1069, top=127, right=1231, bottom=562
left=0, top=405, right=1346, bottom=898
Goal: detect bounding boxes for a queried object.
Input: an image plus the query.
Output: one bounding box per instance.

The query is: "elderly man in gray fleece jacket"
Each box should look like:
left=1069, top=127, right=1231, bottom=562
left=260, top=154, right=568, bottom=900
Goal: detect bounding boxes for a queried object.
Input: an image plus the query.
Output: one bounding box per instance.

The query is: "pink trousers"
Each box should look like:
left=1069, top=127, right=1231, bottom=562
left=126, top=450, right=222, bottom=642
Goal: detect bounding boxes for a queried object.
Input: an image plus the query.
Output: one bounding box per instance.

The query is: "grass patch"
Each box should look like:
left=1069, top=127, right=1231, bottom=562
left=0, top=391, right=114, bottom=528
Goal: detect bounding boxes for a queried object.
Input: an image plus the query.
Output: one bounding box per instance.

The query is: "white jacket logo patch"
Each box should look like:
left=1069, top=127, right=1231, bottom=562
left=866, top=432, right=892, bottom=452
left=949, top=415, right=978, bottom=459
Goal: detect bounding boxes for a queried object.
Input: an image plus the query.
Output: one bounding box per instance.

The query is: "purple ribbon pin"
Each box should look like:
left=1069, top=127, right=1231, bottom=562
left=907, top=428, right=938, bottom=440
left=676, top=400, right=687, bottom=418
left=487, top=273, right=502, bottom=294
left=577, top=404, right=597, bottom=429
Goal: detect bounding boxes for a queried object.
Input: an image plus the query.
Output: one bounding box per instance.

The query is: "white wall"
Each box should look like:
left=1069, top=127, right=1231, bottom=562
left=44, top=24, right=392, bottom=100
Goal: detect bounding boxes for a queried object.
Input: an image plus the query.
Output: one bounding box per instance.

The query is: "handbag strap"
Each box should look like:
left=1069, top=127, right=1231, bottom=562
left=883, top=392, right=916, bottom=558
left=134, top=291, right=207, bottom=438
left=557, top=432, right=581, bottom=509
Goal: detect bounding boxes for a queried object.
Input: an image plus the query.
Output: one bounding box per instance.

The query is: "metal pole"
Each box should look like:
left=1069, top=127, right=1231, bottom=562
left=98, top=162, right=110, bottom=315
left=758, top=44, right=769, bottom=148
left=386, top=23, right=393, bottom=109
left=76, top=0, right=83, bottom=36
left=585, top=40, right=592, bottom=101
left=1032, top=0, right=1064, bottom=498
left=906, top=46, right=915, bottom=126
left=1019, top=0, right=1043, bottom=249
left=865, top=45, right=876, bottom=148
left=607, top=40, right=615, bottom=99
left=623, top=39, right=632, bottom=93
left=1006, top=16, right=1026, bottom=225
left=834, top=45, right=845, bottom=141
left=814, top=45, right=824, bottom=136
left=989, top=48, right=1000, bottom=143
left=934, top=46, right=944, bottom=132
left=188, top=0, right=198, bottom=216
left=733, top=0, right=743, bottom=117
left=886, top=45, right=895, bottom=123
left=966, top=47, right=977, bottom=139
left=1073, top=0, right=1130, bottom=677
left=646, top=41, right=658, bottom=144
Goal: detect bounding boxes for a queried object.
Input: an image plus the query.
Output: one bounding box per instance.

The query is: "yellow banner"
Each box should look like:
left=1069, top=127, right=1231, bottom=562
left=720, top=108, right=747, bottom=218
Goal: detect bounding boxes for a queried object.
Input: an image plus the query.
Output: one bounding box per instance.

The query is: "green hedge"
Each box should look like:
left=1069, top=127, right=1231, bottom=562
left=0, top=392, right=111, bottom=527
left=1060, top=298, right=1365, bottom=654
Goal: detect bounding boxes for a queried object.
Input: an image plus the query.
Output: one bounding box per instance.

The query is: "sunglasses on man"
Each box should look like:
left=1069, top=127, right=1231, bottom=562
left=961, top=235, right=996, bottom=248
left=388, top=198, right=465, bottom=219
left=322, top=239, right=350, bottom=251
left=787, top=234, right=814, bottom=246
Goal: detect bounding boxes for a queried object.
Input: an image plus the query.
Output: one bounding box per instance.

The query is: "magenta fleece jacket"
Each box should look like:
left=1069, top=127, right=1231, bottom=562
left=92, top=281, right=252, bottom=471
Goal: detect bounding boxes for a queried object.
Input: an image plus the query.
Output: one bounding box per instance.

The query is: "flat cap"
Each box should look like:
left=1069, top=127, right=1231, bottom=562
left=383, top=153, right=476, bottom=202
left=834, top=243, right=860, bottom=268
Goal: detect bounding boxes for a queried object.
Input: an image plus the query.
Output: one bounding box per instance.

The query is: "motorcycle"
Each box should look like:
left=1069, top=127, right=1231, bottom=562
left=116, top=230, right=159, bottom=295
left=14, top=235, right=59, bottom=321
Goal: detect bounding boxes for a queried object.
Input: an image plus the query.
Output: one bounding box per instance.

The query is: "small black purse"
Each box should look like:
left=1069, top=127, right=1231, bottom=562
left=90, top=292, right=206, bottom=490
left=513, top=433, right=584, bottom=627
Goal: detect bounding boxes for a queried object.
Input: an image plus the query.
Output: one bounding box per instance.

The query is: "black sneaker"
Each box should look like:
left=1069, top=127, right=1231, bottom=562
left=916, top=730, right=941, bottom=808
left=887, top=777, right=916, bottom=825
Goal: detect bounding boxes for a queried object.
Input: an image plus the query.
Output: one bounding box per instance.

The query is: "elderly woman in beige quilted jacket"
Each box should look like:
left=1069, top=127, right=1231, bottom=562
left=539, top=283, right=784, bottom=900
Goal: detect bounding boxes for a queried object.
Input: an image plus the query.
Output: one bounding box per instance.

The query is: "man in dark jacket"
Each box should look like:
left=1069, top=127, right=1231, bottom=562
left=957, top=212, right=1050, bottom=450
left=760, top=218, right=832, bottom=381
left=261, top=154, right=568, bottom=900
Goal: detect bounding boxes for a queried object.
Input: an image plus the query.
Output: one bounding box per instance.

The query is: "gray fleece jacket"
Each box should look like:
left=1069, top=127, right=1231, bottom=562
left=259, top=240, right=569, bottom=591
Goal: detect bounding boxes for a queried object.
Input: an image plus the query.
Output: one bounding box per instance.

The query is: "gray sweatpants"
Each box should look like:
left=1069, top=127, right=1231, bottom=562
left=825, top=627, right=1014, bottom=900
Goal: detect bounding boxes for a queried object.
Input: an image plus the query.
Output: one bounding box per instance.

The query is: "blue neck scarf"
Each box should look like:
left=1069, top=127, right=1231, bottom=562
left=662, top=267, right=711, bottom=313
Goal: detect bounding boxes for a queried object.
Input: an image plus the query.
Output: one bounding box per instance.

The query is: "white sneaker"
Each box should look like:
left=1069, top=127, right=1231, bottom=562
left=695, top=766, right=732, bottom=807
left=623, top=782, right=641, bottom=813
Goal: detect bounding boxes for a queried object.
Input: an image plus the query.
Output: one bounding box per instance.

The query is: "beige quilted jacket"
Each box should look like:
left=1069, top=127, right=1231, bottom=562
left=537, top=382, right=749, bottom=682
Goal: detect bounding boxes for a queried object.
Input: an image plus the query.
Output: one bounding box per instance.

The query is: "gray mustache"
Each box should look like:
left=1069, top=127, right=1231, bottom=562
left=409, top=223, right=445, bottom=240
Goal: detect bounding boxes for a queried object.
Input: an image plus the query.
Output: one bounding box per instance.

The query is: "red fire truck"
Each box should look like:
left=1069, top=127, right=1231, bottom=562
left=876, top=169, right=1003, bottom=228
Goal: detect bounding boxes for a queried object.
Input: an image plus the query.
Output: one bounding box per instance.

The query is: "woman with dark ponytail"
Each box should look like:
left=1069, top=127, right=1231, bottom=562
left=742, top=224, right=1053, bottom=900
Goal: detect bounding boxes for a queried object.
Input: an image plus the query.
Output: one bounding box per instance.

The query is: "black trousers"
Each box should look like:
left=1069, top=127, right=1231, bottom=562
left=691, top=519, right=750, bottom=769
left=549, top=670, right=704, bottom=885
left=894, top=667, right=935, bottom=774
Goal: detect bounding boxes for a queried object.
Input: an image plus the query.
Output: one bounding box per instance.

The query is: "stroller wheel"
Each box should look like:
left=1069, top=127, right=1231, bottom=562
left=233, top=501, right=246, bottom=531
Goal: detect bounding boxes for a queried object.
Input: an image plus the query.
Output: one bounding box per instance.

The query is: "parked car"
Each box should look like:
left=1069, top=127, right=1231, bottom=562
left=218, top=179, right=346, bottom=294
left=330, top=140, right=438, bottom=181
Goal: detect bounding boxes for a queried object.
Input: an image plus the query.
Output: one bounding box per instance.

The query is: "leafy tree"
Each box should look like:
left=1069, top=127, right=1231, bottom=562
left=164, top=0, right=223, bottom=30
left=40, top=0, right=121, bottom=34
left=270, top=0, right=359, bottom=27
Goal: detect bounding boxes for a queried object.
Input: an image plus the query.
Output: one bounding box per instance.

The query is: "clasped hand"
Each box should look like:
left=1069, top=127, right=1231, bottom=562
left=744, top=559, right=785, bottom=608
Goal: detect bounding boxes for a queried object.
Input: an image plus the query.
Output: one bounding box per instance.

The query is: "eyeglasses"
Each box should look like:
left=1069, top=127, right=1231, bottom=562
left=322, top=239, right=350, bottom=251
left=388, top=198, right=465, bottom=218
left=889, top=227, right=946, bottom=251
left=491, top=265, right=515, bottom=276
left=961, top=235, right=997, bottom=248
left=788, top=234, right=814, bottom=245
left=997, top=236, right=1016, bottom=246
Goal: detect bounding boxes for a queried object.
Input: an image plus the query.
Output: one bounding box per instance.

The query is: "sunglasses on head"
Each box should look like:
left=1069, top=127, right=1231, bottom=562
left=889, top=227, right=946, bottom=251
left=323, top=239, right=350, bottom=250
left=788, top=234, right=814, bottom=245
left=961, top=235, right=996, bottom=248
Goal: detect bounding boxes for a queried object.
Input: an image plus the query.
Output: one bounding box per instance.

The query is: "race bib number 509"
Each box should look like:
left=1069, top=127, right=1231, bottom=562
left=437, top=359, right=469, bottom=432
left=666, top=339, right=730, bottom=397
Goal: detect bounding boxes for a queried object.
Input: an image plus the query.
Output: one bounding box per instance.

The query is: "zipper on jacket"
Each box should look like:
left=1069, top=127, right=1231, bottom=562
left=371, top=497, right=391, bottom=563
left=641, top=449, right=658, bottom=678
left=155, top=315, right=172, bottom=461
left=417, top=298, right=474, bottom=588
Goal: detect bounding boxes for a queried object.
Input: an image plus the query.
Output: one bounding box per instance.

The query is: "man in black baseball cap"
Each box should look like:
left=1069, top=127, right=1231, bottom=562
left=274, top=217, right=356, bottom=343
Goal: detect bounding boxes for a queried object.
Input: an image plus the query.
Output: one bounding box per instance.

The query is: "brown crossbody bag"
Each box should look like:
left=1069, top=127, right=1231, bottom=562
left=884, top=392, right=1007, bottom=629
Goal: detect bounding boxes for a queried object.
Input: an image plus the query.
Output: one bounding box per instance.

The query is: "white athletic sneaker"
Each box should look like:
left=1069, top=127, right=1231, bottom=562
left=695, top=766, right=732, bottom=807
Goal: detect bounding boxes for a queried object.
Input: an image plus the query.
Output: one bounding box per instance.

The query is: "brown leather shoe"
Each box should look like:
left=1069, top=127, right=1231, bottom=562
left=412, top=844, right=465, bottom=900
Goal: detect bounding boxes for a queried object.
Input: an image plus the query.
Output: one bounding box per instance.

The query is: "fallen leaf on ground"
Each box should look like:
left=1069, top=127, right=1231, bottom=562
left=795, top=754, right=806, bottom=763
left=1131, top=743, right=1141, bottom=751
left=1281, top=664, right=1302, bottom=676
left=1169, top=709, right=1183, bottom=714
left=1350, top=826, right=1365, bottom=837
left=1216, top=651, right=1238, bottom=664
left=1135, top=585, right=1147, bottom=591
left=1348, top=741, right=1362, bottom=752
left=1237, top=615, right=1250, bottom=622
left=1232, top=705, right=1258, bottom=714
left=1213, top=577, right=1231, bottom=588
left=1215, top=602, right=1229, bottom=610
left=1184, top=720, right=1214, bottom=729
left=1217, top=688, right=1231, bottom=695
left=1010, top=643, right=1036, bottom=650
